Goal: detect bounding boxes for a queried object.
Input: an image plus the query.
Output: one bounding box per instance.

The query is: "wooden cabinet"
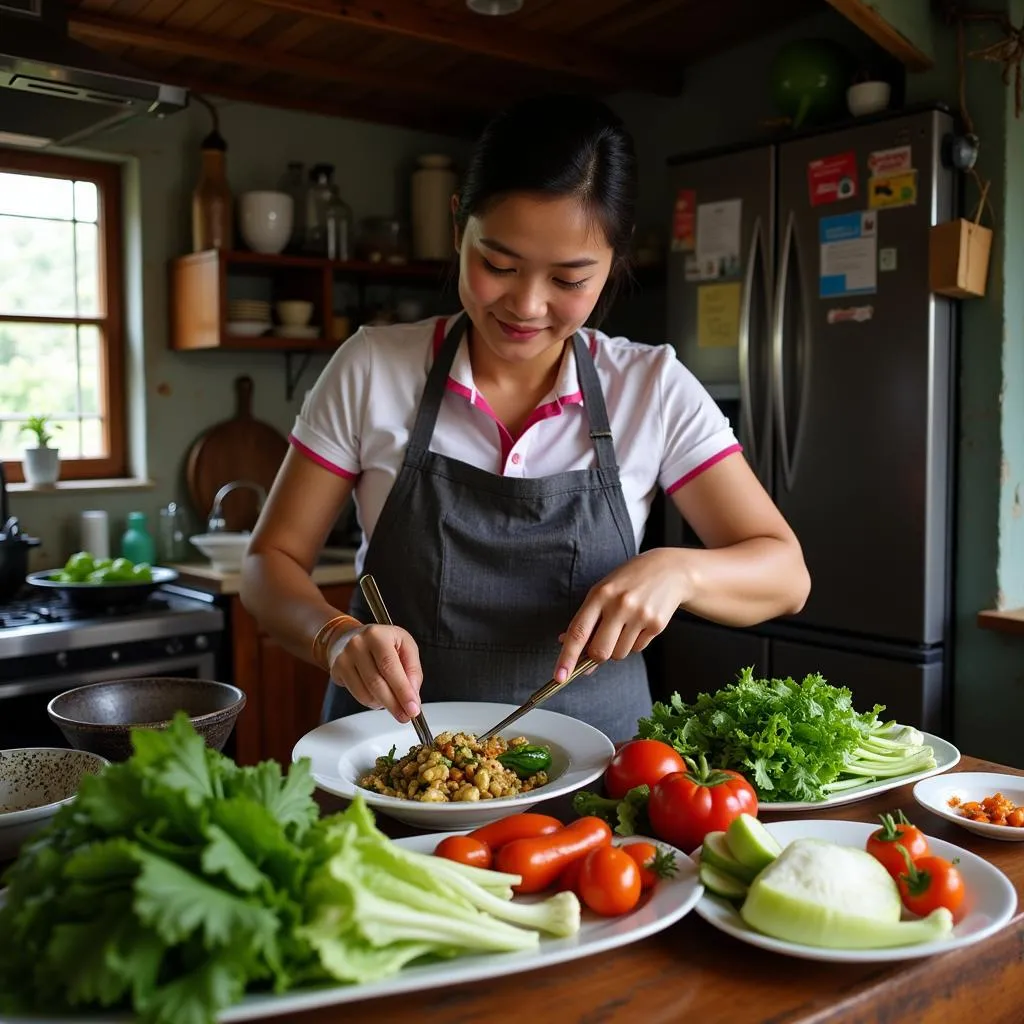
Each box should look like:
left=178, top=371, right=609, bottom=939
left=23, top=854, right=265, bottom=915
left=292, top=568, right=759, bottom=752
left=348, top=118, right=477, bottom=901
left=229, top=583, right=355, bottom=766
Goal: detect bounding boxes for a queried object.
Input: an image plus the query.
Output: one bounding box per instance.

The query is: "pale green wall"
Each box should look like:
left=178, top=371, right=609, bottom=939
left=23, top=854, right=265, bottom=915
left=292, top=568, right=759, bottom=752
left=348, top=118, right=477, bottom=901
left=7, top=101, right=471, bottom=563
left=864, top=0, right=936, bottom=62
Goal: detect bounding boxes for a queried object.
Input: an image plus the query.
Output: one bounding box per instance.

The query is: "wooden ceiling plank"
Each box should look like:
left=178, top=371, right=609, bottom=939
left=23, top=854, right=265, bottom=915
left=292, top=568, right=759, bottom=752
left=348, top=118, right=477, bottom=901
left=67, top=10, right=502, bottom=110
left=587, top=0, right=691, bottom=41
left=245, top=0, right=682, bottom=94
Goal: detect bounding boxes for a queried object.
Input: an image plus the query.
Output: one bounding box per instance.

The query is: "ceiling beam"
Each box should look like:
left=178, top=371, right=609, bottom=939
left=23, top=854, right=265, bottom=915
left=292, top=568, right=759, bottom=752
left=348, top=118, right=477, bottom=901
left=824, top=0, right=934, bottom=71
left=67, top=10, right=503, bottom=111
left=247, top=0, right=683, bottom=95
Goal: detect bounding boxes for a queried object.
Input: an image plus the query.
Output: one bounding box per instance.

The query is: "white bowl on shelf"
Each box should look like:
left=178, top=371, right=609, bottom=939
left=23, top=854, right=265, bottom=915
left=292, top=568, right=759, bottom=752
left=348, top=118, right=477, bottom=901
left=226, top=320, right=271, bottom=337
left=847, top=81, right=891, bottom=117
left=189, top=532, right=251, bottom=573
left=276, top=300, right=314, bottom=326
left=239, top=191, right=293, bottom=254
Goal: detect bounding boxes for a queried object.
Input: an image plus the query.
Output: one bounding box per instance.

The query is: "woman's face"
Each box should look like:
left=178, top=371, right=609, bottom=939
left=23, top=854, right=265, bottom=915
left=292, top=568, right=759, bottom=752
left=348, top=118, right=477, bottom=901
left=455, top=192, right=614, bottom=366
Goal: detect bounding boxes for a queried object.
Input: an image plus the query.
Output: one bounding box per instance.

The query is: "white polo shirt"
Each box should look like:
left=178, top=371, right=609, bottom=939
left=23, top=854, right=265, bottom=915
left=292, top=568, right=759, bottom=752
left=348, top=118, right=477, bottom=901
left=290, top=315, right=740, bottom=563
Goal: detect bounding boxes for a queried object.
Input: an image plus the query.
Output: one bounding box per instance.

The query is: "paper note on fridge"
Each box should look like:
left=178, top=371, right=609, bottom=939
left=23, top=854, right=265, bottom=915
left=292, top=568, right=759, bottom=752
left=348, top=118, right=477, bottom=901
left=697, top=281, right=742, bottom=349
left=819, top=212, right=877, bottom=298
left=696, top=199, right=742, bottom=280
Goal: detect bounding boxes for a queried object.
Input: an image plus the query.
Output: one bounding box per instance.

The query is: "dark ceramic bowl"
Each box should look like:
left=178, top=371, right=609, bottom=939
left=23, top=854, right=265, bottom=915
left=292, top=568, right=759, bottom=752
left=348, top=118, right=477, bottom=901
left=47, top=678, right=246, bottom=762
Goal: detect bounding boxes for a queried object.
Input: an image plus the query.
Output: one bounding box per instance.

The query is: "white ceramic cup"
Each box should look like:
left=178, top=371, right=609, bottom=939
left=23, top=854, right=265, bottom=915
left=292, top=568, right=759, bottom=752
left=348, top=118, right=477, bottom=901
left=847, top=81, right=891, bottom=118
left=239, top=191, right=294, bottom=254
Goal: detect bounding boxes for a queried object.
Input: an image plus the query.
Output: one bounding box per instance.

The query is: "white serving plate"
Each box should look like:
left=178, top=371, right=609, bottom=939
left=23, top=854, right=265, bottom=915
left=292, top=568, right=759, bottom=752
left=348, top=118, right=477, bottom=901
left=225, top=319, right=270, bottom=336
left=914, top=771, right=1024, bottom=842
left=693, top=818, right=1016, bottom=963
left=1, top=833, right=701, bottom=1022
left=758, top=731, right=960, bottom=812
left=292, top=701, right=614, bottom=830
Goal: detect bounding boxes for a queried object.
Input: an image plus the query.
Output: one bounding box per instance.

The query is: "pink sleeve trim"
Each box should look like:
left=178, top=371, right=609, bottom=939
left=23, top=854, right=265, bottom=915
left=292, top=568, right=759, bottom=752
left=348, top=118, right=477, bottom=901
left=289, top=435, right=359, bottom=479
left=665, top=444, right=742, bottom=495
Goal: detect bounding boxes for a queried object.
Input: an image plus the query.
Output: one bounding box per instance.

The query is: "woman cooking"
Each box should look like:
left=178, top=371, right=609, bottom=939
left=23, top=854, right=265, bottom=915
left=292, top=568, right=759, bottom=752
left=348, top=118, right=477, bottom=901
left=240, top=94, right=811, bottom=739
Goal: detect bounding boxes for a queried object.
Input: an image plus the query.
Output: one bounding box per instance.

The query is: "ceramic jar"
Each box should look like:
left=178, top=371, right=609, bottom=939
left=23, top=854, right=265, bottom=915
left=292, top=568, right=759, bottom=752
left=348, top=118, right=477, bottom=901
left=411, top=154, right=457, bottom=261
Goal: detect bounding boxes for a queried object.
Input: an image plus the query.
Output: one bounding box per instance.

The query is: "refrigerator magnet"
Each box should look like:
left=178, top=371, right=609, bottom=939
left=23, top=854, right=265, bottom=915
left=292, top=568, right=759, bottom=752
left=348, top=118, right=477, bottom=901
left=697, top=282, right=742, bottom=348
left=867, top=145, right=913, bottom=177
left=671, top=189, right=697, bottom=252
left=807, top=151, right=859, bottom=207
left=826, top=305, right=874, bottom=324
left=695, top=199, right=742, bottom=279
left=819, top=212, right=877, bottom=298
left=868, top=170, right=918, bottom=210
left=879, top=248, right=898, bottom=272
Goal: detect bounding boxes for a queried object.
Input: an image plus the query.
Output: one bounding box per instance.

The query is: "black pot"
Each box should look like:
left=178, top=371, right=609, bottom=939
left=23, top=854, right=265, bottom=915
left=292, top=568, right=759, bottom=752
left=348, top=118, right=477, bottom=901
left=0, top=462, right=40, bottom=603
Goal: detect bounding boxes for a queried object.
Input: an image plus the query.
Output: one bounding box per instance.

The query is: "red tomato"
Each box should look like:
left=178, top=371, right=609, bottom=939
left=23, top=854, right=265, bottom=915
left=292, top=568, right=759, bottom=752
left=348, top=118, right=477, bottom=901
left=604, top=740, right=686, bottom=799
left=898, top=854, right=965, bottom=920
left=865, top=811, right=931, bottom=880
left=433, top=835, right=492, bottom=869
left=622, top=841, right=678, bottom=890
left=647, top=754, right=757, bottom=852
left=494, top=817, right=612, bottom=893
left=554, top=856, right=584, bottom=897
left=578, top=846, right=642, bottom=916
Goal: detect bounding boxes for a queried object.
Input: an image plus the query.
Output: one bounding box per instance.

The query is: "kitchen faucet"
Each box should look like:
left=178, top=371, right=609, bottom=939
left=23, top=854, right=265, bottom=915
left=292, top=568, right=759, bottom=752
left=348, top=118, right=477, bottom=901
left=207, top=480, right=267, bottom=533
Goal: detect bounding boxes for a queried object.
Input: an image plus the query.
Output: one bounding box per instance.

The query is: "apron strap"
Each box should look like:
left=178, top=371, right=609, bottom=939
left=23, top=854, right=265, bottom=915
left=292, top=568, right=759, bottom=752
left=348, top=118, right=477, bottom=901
left=407, top=313, right=470, bottom=453
left=572, top=331, right=620, bottom=472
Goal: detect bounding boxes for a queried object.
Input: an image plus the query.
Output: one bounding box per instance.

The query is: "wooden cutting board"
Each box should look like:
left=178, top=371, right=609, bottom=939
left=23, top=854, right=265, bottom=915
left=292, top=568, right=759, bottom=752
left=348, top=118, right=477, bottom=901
left=185, top=376, right=289, bottom=533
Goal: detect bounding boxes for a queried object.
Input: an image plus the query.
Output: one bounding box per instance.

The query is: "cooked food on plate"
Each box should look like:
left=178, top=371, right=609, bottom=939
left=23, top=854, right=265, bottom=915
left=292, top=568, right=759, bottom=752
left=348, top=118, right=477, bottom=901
left=949, top=791, right=1024, bottom=827
left=359, top=731, right=552, bottom=802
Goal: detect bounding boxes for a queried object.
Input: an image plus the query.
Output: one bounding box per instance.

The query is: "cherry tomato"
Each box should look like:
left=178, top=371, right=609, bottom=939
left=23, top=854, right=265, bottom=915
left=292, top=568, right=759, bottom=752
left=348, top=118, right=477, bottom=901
left=865, top=811, right=931, bottom=880
left=622, top=841, right=678, bottom=890
left=494, top=817, right=612, bottom=893
left=647, top=754, right=757, bottom=852
left=604, top=740, right=686, bottom=799
left=578, top=846, right=642, bottom=916
left=897, top=852, right=966, bottom=920
left=433, top=835, right=492, bottom=869
left=468, top=813, right=563, bottom=851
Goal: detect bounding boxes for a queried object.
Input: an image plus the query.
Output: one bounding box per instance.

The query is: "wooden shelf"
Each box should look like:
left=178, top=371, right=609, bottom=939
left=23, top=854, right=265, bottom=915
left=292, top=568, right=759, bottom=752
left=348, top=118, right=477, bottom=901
left=977, top=608, right=1024, bottom=636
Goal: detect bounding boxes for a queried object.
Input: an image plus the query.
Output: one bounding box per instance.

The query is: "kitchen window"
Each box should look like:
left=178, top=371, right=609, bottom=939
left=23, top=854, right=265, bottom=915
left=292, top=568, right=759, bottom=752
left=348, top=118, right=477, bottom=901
left=0, top=149, right=125, bottom=482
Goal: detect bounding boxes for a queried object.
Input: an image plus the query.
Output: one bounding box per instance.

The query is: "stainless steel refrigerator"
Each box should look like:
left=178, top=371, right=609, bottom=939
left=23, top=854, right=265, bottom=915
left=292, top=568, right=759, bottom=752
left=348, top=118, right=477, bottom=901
left=659, top=105, right=957, bottom=733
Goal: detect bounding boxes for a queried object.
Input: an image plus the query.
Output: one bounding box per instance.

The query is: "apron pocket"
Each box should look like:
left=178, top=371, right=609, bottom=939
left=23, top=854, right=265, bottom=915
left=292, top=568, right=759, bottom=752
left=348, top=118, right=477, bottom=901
left=437, top=508, right=577, bottom=650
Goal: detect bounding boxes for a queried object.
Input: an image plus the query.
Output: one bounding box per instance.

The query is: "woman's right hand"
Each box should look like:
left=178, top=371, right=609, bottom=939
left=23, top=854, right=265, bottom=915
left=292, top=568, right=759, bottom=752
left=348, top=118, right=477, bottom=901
left=327, top=624, right=424, bottom=723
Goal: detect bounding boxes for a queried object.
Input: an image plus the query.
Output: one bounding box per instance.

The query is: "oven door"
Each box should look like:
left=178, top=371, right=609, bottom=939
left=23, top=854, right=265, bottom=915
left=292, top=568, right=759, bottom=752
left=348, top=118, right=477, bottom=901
left=0, top=651, right=219, bottom=749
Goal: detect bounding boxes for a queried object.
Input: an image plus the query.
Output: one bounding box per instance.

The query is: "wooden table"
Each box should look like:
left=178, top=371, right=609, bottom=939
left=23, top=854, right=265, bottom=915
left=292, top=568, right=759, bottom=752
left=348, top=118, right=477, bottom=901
left=262, top=755, right=1024, bottom=1024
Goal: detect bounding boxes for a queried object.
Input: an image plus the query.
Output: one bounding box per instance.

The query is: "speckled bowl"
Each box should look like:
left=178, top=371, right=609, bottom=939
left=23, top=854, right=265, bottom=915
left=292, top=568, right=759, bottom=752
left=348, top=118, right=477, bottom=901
left=47, top=678, right=246, bottom=762
left=0, top=747, right=109, bottom=860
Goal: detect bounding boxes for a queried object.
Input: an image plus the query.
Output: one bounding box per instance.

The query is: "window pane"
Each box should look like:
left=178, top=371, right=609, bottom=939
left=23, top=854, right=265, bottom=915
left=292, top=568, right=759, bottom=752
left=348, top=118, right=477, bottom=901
left=74, top=180, right=98, bottom=223
left=0, top=172, right=74, bottom=219
left=0, top=215, right=76, bottom=315
left=78, top=324, right=101, bottom=416
left=81, top=417, right=104, bottom=458
left=75, top=222, right=99, bottom=316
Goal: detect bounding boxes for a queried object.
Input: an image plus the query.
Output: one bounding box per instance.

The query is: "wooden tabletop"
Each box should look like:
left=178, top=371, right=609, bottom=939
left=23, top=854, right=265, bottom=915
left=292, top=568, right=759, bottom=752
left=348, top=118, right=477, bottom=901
left=258, top=755, right=1024, bottom=1024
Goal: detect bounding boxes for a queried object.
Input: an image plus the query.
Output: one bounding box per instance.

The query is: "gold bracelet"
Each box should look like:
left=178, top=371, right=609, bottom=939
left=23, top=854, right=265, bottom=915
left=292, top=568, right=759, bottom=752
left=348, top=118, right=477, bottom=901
left=312, top=613, right=362, bottom=670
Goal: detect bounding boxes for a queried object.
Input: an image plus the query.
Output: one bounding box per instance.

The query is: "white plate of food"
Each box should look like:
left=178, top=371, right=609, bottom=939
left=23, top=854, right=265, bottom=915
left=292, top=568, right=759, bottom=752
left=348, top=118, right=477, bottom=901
left=693, top=818, right=1016, bottom=963
left=914, top=771, right=1024, bottom=841
left=0, top=832, right=701, bottom=1023
left=757, top=732, right=961, bottom=813
left=292, top=701, right=614, bottom=830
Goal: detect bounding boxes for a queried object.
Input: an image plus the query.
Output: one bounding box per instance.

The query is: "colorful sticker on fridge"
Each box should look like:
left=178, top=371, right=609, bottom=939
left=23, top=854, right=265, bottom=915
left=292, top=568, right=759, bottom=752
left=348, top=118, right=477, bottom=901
left=696, top=199, right=742, bottom=279
left=697, top=282, right=742, bottom=349
left=826, top=305, right=874, bottom=324
left=807, top=151, right=858, bottom=206
left=684, top=253, right=702, bottom=282
left=868, top=145, right=913, bottom=177
left=819, top=211, right=877, bottom=298
left=868, top=170, right=918, bottom=210
left=672, top=189, right=697, bottom=252
left=879, top=247, right=898, bottom=272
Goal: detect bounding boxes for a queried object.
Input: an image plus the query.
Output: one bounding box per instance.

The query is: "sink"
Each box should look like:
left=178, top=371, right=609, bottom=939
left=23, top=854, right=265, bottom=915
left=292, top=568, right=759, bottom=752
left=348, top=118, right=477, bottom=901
left=189, top=532, right=250, bottom=573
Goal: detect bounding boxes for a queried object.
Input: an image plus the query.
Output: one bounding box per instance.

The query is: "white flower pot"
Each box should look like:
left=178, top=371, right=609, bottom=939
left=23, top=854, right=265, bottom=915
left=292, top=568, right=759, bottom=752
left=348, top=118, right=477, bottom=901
left=23, top=446, right=60, bottom=486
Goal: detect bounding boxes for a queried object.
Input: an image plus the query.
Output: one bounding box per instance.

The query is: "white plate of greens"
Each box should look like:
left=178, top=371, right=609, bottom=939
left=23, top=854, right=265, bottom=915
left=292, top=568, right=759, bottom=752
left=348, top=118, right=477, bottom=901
left=637, top=670, right=960, bottom=812
left=694, top=819, right=1016, bottom=963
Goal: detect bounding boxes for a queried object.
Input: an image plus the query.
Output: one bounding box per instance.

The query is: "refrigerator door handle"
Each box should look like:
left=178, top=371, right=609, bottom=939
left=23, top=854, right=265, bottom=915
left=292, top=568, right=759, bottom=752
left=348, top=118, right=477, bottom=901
left=771, top=210, right=809, bottom=491
left=738, top=215, right=762, bottom=471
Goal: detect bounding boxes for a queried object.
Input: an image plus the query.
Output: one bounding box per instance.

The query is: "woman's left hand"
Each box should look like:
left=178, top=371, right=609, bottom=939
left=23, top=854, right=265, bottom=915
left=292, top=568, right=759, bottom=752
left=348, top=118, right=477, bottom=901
left=554, top=548, right=693, bottom=682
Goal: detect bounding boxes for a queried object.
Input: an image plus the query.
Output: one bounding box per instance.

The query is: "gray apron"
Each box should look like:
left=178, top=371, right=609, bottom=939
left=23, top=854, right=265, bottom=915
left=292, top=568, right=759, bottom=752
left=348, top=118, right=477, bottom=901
left=322, top=313, right=652, bottom=739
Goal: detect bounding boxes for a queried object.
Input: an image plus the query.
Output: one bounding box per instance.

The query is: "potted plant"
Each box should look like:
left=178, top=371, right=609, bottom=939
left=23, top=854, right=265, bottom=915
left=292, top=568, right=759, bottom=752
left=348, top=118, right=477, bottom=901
left=20, top=415, right=61, bottom=486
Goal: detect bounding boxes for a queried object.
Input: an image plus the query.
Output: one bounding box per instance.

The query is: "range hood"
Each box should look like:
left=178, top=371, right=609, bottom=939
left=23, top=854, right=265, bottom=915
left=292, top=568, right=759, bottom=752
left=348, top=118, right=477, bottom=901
left=0, top=0, right=187, bottom=148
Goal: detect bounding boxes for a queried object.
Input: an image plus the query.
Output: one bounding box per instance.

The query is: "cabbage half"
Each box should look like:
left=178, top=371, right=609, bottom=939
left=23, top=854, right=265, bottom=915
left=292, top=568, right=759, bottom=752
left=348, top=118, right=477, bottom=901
left=740, top=838, right=954, bottom=949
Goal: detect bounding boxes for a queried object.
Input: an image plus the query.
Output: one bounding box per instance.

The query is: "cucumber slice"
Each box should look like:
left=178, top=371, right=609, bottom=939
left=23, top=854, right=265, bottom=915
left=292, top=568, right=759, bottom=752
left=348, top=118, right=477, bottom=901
left=700, top=830, right=759, bottom=883
left=699, top=861, right=749, bottom=902
left=726, top=813, right=782, bottom=873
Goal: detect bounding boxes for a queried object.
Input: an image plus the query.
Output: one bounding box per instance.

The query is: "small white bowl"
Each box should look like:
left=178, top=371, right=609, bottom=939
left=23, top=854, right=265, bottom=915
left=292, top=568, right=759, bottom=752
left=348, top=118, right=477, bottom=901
left=0, top=747, right=109, bottom=859
left=239, top=191, right=293, bottom=255
left=914, top=771, right=1024, bottom=841
left=293, top=701, right=614, bottom=830
left=847, top=81, right=891, bottom=117
left=189, top=532, right=251, bottom=573
left=276, top=300, right=314, bottom=327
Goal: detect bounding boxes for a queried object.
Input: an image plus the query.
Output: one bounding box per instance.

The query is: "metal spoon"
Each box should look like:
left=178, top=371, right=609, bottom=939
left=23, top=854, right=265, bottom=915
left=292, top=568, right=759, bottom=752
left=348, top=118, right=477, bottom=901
left=358, top=573, right=435, bottom=747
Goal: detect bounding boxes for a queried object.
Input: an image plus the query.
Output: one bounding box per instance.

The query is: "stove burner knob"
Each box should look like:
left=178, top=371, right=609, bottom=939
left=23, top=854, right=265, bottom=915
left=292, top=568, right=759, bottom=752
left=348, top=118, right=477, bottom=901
left=195, top=634, right=209, bottom=650
left=55, top=652, right=68, bottom=668
left=110, top=650, right=120, bottom=663
left=165, top=639, right=183, bottom=656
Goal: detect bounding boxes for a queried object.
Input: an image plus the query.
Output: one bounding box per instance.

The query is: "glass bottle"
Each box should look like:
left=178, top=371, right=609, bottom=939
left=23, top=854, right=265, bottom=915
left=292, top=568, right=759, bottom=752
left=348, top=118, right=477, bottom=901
left=191, top=130, right=232, bottom=252
left=158, top=502, right=187, bottom=563
left=303, top=163, right=338, bottom=256
left=326, top=190, right=353, bottom=261
left=121, top=511, right=156, bottom=565
left=278, top=161, right=305, bottom=251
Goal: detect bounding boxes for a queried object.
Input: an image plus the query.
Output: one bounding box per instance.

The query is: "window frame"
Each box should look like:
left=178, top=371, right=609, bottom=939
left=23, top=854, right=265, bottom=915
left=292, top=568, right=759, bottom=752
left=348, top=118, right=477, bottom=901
left=0, top=148, right=126, bottom=483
